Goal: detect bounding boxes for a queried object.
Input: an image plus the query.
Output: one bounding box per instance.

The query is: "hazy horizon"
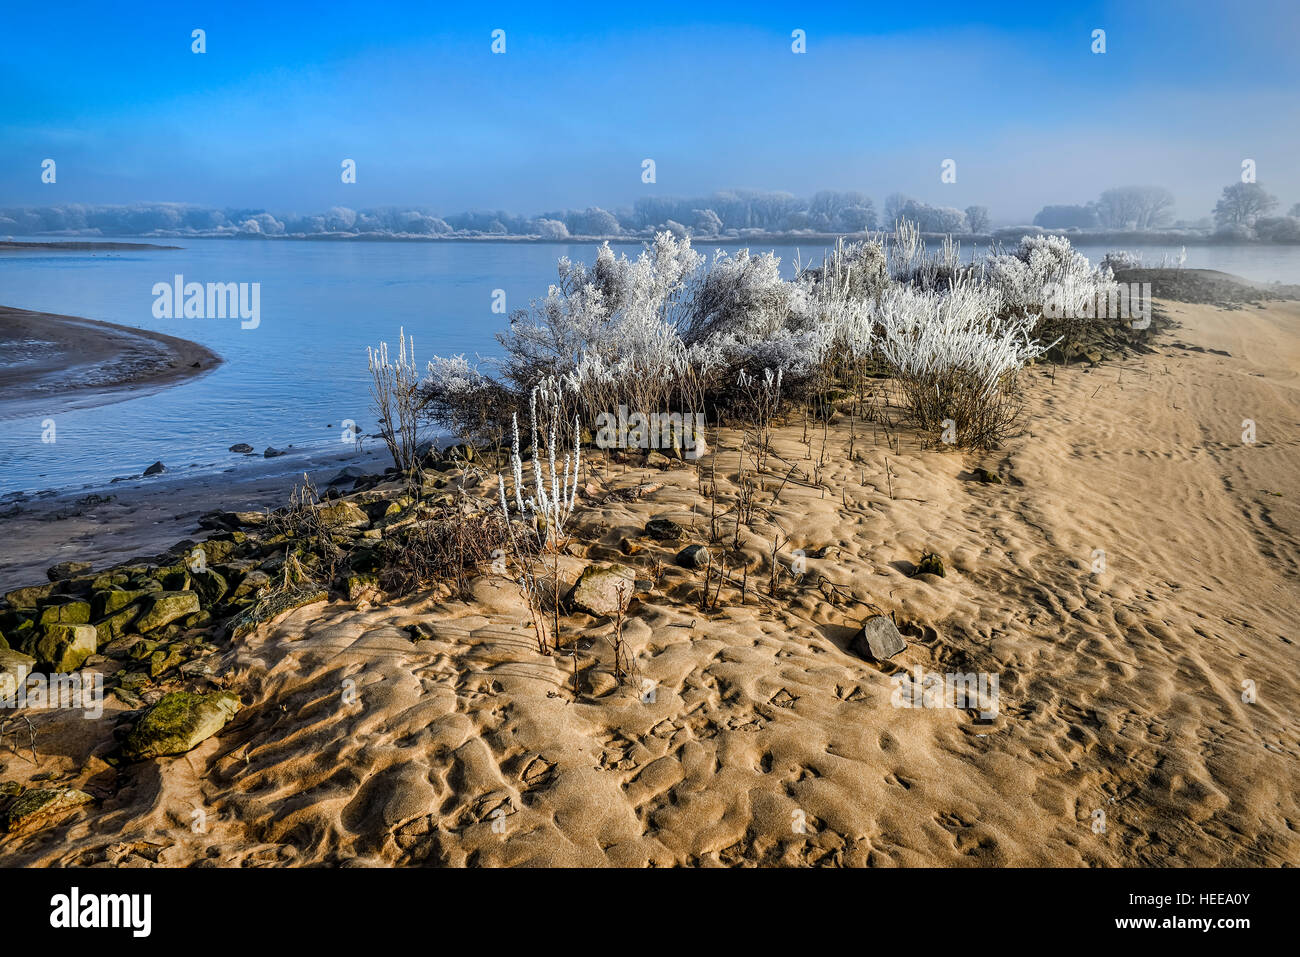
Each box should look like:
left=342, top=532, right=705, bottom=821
left=3, top=0, right=1298, bottom=224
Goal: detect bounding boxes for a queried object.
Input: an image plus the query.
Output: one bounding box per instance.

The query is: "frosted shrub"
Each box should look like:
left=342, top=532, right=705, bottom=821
left=874, top=278, right=1054, bottom=448
left=498, top=232, right=707, bottom=420
left=367, top=328, right=426, bottom=474
left=985, top=235, right=1119, bottom=349
left=422, top=353, right=514, bottom=450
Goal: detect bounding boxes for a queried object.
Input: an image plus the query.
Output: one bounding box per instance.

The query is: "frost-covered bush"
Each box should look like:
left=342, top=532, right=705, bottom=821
left=1099, top=249, right=1144, bottom=272
left=985, top=235, right=1118, bottom=348
left=497, top=232, right=710, bottom=420
left=422, top=354, right=516, bottom=449
left=420, top=228, right=1064, bottom=454
left=874, top=277, right=1052, bottom=448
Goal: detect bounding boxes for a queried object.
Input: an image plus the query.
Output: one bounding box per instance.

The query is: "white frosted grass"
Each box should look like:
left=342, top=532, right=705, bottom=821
left=874, top=278, right=1052, bottom=398
left=499, top=382, right=580, bottom=548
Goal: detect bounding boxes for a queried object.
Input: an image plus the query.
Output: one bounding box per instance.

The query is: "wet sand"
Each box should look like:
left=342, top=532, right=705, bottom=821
left=0, top=305, right=221, bottom=422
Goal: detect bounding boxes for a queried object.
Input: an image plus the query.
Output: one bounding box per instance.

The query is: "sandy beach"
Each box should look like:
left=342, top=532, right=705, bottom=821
left=1, top=281, right=1295, bottom=867
left=0, top=305, right=220, bottom=421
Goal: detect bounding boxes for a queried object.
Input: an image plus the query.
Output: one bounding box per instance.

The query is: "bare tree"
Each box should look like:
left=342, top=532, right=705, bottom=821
left=1096, top=186, right=1175, bottom=230
left=964, top=205, right=991, bottom=234
left=1213, top=182, right=1279, bottom=227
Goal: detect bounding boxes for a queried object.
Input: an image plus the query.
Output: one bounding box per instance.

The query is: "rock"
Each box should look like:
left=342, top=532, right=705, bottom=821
left=0, top=648, right=36, bottom=697
left=912, top=552, right=945, bottom=578
left=228, top=587, right=328, bottom=639
left=620, top=538, right=643, bottom=556
left=645, top=450, right=672, bottom=468
left=851, top=615, right=908, bottom=661
left=567, top=565, right=635, bottom=618
left=143, top=461, right=166, bottom=476
left=327, top=466, right=369, bottom=487
left=33, top=624, right=98, bottom=672
left=190, top=568, right=229, bottom=607
left=263, top=446, right=286, bottom=458
left=972, top=467, right=1002, bottom=484
left=2, top=787, right=94, bottom=835
left=645, top=517, right=685, bottom=541
left=346, top=574, right=379, bottom=602
left=94, top=604, right=143, bottom=643
left=192, top=538, right=240, bottom=565
left=315, top=500, right=370, bottom=529
left=4, top=583, right=56, bottom=611
left=198, top=509, right=266, bottom=531
left=184, top=610, right=212, bottom=629
left=7, top=618, right=36, bottom=654
left=149, top=644, right=187, bottom=678
left=135, top=591, right=201, bottom=633
left=37, top=599, right=92, bottom=627
left=46, top=560, right=92, bottom=581
left=231, top=569, right=271, bottom=599
left=229, top=443, right=254, bottom=454
left=677, top=544, right=711, bottom=568
left=121, top=691, right=241, bottom=761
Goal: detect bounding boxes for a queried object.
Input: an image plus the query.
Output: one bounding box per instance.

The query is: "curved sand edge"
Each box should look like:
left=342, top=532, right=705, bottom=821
left=0, top=305, right=222, bottom=421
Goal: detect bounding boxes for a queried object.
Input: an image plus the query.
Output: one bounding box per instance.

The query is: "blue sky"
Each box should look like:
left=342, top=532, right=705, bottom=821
left=2, top=0, right=1297, bottom=223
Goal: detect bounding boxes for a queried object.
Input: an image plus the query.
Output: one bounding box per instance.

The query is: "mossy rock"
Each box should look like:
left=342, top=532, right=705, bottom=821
left=33, top=623, right=98, bottom=672
left=912, top=553, right=946, bottom=578
left=121, top=691, right=241, bottom=761
left=148, top=644, right=187, bottom=679
left=9, top=618, right=36, bottom=655
left=972, top=467, right=1002, bottom=485
left=190, top=568, right=229, bottom=607
left=127, top=638, right=160, bottom=661
left=315, top=500, right=370, bottom=529
left=135, top=591, right=200, bottom=633
left=158, top=567, right=192, bottom=591
left=3, top=583, right=56, bottom=611
left=90, top=571, right=130, bottom=591
left=91, top=587, right=150, bottom=620
left=194, top=538, right=241, bottom=565
left=346, top=574, right=378, bottom=601
left=183, top=610, right=212, bottom=629
left=37, top=599, right=92, bottom=627
left=230, top=569, right=271, bottom=600
left=46, top=561, right=92, bottom=582
left=3, top=786, right=94, bottom=835
left=94, top=603, right=144, bottom=644
left=127, top=575, right=165, bottom=594
left=229, top=587, right=328, bottom=639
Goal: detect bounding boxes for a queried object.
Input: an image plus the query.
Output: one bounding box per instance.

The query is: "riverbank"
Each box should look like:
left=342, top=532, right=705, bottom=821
left=0, top=288, right=1295, bottom=866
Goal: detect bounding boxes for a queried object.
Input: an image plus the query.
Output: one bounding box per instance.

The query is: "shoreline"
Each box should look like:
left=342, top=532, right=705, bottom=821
left=0, top=444, right=391, bottom=592
left=0, top=305, right=222, bottom=422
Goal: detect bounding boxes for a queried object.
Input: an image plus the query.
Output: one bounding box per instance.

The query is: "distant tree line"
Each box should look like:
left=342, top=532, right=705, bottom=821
left=4, top=183, right=1297, bottom=241
left=1032, top=183, right=1298, bottom=240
